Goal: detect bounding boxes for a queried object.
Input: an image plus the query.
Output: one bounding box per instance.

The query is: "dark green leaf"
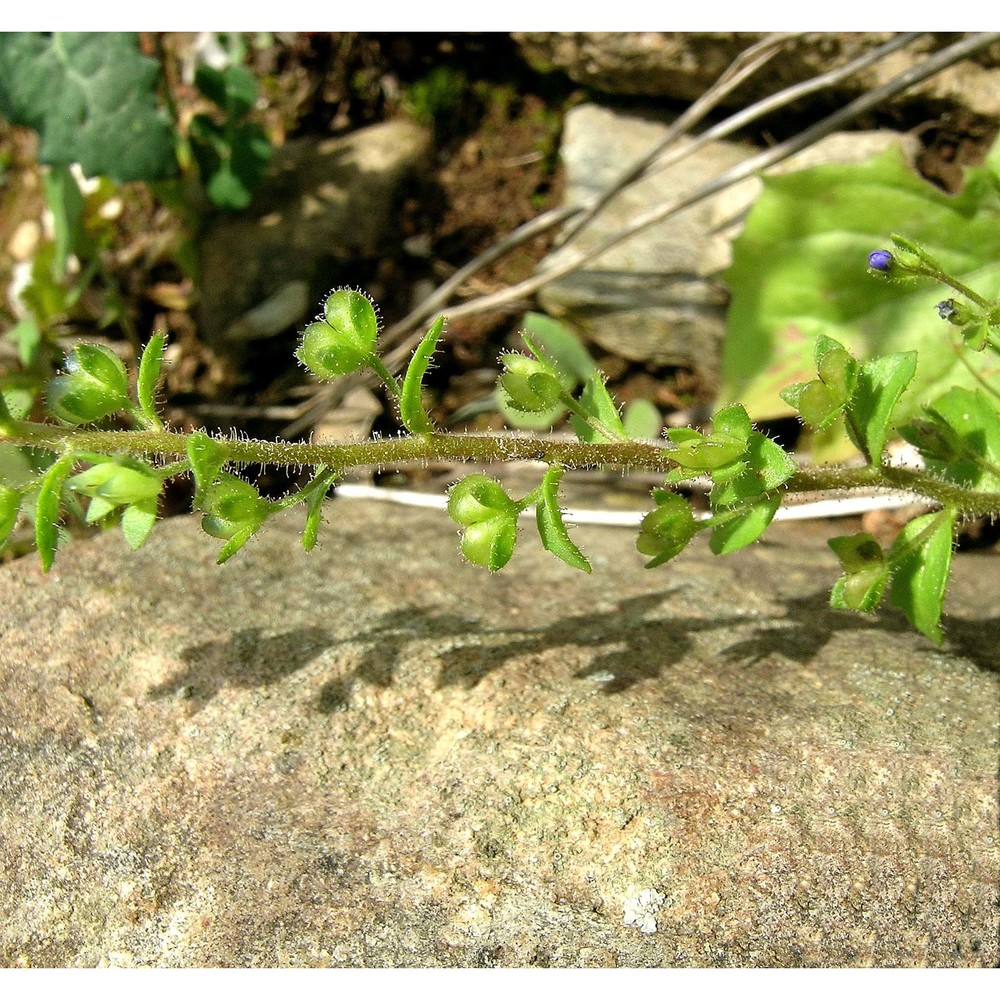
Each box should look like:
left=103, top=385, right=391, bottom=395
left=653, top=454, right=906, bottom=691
left=194, top=63, right=258, bottom=118
left=535, top=465, right=591, bottom=572
left=888, top=508, right=955, bottom=645
left=399, top=316, right=444, bottom=433
left=0, top=33, right=177, bottom=182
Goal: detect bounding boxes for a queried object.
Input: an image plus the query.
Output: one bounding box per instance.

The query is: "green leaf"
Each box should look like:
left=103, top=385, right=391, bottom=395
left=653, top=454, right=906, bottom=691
left=120, top=498, right=157, bottom=550
left=906, top=388, right=1000, bottom=490
left=828, top=532, right=889, bottom=613
left=569, top=374, right=626, bottom=443
left=301, top=468, right=338, bottom=552
left=0, top=33, right=177, bottom=182
left=0, top=485, right=21, bottom=546
left=845, top=350, right=917, bottom=464
left=710, top=431, right=796, bottom=507
left=35, top=453, right=76, bottom=571
left=187, top=431, right=227, bottom=494
left=721, top=141, right=1000, bottom=458
left=189, top=115, right=271, bottom=210
left=194, top=63, right=258, bottom=118
left=888, top=509, right=955, bottom=645
left=622, top=398, right=662, bottom=440
left=709, top=493, right=781, bottom=556
left=399, top=316, right=444, bottom=434
left=535, top=465, right=591, bottom=572
left=67, top=458, right=161, bottom=506
left=137, top=332, right=166, bottom=428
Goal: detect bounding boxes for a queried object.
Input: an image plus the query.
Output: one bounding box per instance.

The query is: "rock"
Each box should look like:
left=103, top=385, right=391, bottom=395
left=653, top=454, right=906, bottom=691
left=536, top=104, right=917, bottom=385
left=514, top=33, right=1000, bottom=119
left=198, top=120, right=430, bottom=355
left=1, top=496, right=996, bottom=966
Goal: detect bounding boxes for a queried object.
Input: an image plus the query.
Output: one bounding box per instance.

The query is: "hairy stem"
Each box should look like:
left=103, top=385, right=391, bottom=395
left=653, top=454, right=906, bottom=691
left=6, top=419, right=1000, bottom=518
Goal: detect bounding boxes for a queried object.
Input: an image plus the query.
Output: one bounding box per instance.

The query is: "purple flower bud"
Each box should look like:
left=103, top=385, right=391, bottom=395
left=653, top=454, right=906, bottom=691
left=867, top=250, right=893, bottom=272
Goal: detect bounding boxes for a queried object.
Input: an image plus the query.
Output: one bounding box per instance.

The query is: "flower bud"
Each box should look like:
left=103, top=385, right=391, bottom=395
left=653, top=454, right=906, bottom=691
left=497, top=353, right=564, bottom=413
left=296, top=289, right=379, bottom=380
left=46, top=344, right=131, bottom=424
left=867, top=250, right=893, bottom=273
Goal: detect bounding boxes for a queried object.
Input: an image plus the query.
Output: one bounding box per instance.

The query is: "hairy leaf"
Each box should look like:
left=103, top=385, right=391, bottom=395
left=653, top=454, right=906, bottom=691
left=888, top=509, right=955, bottom=645
left=399, top=317, right=444, bottom=433
left=535, top=465, right=591, bottom=572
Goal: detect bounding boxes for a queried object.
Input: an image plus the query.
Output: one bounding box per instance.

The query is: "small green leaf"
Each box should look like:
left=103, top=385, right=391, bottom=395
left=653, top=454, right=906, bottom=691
left=622, top=399, right=662, bottom=440
left=569, top=374, right=626, bottom=443
left=709, top=493, right=781, bottom=555
left=666, top=405, right=752, bottom=473
left=187, top=431, right=227, bottom=494
left=68, top=458, right=161, bottom=506
left=120, top=498, right=157, bottom=550
left=535, top=465, right=591, bottom=572
left=0, top=484, right=21, bottom=546
left=399, top=316, right=444, bottom=434
left=845, top=350, right=917, bottom=464
left=907, top=388, right=1000, bottom=491
left=137, top=332, right=166, bottom=428
left=194, top=63, right=258, bottom=118
left=35, top=453, right=76, bottom=571
left=301, top=468, right=338, bottom=552
left=888, top=508, right=955, bottom=645
left=215, top=523, right=259, bottom=564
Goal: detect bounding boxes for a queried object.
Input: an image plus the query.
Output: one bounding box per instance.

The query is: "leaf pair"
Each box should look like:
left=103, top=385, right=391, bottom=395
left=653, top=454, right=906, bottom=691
left=662, top=403, right=796, bottom=557
left=829, top=509, right=955, bottom=644
left=781, top=335, right=916, bottom=465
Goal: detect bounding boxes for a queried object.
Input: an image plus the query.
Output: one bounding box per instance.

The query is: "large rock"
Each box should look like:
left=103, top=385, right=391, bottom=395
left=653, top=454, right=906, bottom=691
left=514, top=33, right=1000, bottom=119
left=536, top=104, right=917, bottom=385
left=0, top=498, right=997, bottom=966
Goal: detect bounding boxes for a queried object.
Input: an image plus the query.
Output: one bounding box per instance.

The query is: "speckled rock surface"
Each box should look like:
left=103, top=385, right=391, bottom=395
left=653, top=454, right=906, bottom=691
left=1, top=499, right=997, bottom=967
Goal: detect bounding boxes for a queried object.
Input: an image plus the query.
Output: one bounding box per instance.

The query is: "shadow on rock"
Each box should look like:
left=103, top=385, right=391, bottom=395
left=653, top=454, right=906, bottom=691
left=149, top=626, right=333, bottom=705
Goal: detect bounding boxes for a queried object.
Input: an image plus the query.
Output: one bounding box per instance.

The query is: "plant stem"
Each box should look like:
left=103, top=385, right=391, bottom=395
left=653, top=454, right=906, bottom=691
left=6, top=419, right=1000, bottom=519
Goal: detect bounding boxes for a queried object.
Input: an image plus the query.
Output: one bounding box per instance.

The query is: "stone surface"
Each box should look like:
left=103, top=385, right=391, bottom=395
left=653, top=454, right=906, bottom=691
left=198, top=119, right=430, bottom=353
left=536, top=104, right=917, bottom=385
left=1, top=497, right=997, bottom=967
left=514, top=33, right=1000, bottom=119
